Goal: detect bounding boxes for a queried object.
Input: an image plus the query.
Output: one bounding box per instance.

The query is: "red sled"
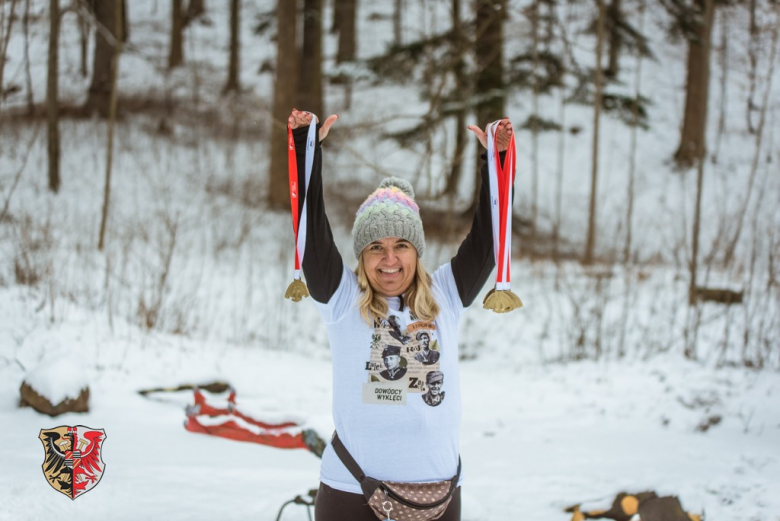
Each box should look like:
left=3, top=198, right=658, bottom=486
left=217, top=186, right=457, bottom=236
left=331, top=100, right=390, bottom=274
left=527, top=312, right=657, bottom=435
left=184, top=388, right=324, bottom=456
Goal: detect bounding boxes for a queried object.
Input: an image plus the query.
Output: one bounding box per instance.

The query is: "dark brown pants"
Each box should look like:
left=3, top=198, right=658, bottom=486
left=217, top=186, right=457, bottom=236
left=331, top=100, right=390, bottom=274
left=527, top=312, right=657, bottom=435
left=314, top=482, right=462, bottom=521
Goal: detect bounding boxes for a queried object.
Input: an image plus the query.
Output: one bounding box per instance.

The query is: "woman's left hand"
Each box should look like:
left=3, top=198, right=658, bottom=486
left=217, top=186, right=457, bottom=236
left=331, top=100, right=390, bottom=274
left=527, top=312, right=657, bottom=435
left=467, top=118, right=513, bottom=152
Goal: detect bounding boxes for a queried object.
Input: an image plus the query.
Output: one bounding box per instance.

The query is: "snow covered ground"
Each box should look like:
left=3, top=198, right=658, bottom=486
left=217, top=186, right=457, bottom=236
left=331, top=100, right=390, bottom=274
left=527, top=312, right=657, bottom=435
left=1, top=1, right=779, bottom=520
left=1, top=299, right=779, bottom=520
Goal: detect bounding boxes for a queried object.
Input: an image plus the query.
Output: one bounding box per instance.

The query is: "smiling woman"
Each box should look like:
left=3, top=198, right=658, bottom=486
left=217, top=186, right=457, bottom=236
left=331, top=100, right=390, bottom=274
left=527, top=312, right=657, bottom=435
left=362, top=238, right=417, bottom=296
left=352, top=178, right=440, bottom=325
left=287, top=109, right=513, bottom=521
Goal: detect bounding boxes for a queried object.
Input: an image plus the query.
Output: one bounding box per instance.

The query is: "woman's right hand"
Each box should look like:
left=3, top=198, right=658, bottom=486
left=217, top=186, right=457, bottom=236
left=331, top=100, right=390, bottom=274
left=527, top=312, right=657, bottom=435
left=288, top=109, right=339, bottom=142
left=467, top=117, right=513, bottom=152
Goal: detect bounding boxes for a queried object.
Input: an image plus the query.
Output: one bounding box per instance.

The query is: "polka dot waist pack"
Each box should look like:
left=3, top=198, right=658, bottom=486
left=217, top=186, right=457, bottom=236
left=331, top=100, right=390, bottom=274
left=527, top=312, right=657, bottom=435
left=331, top=432, right=461, bottom=521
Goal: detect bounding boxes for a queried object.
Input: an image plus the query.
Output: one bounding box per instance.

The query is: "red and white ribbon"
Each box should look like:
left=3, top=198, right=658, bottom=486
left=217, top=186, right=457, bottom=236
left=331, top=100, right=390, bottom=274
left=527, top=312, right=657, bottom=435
left=287, top=115, right=317, bottom=280
left=486, top=120, right=517, bottom=291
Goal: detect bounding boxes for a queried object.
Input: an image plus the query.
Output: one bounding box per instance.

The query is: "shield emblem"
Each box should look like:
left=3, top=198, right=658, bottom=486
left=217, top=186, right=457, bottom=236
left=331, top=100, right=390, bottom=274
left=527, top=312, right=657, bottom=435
left=39, top=425, right=107, bottom=499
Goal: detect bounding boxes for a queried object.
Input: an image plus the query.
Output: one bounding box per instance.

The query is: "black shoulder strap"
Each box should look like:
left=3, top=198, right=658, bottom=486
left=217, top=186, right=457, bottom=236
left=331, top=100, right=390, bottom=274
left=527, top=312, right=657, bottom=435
left=330, top=431, right=461, bottom=508
left=330, top=432, right=382, bottom=501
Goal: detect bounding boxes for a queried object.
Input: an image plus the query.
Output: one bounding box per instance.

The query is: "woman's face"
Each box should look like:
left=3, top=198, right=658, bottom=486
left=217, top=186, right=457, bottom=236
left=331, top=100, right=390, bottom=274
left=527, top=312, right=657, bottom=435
left=362, top=237, right=417, bottom=297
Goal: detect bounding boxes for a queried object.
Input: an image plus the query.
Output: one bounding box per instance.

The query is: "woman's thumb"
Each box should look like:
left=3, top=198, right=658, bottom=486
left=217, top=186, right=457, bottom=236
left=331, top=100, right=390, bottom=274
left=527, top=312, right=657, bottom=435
left=319, top=114, right=339, bottom=140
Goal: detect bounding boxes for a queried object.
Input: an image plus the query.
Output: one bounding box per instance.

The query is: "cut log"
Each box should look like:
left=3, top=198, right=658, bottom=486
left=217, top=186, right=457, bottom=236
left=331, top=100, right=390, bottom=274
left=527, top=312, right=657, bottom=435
left=695, top=286, right=743, bottom=305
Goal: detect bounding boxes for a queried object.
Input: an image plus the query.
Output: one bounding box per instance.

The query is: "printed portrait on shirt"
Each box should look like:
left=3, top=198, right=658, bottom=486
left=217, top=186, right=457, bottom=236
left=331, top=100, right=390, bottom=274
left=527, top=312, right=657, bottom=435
left=422, top=370, right=445, bottom=407
left=363, top=313, right=443, bottom=405
left=379, top=344, right=407, bottom=381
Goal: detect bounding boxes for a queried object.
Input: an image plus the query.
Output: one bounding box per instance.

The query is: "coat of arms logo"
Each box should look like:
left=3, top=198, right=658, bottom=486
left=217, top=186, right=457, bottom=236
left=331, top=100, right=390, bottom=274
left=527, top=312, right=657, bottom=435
left=39, top=425, right=106, bottom=499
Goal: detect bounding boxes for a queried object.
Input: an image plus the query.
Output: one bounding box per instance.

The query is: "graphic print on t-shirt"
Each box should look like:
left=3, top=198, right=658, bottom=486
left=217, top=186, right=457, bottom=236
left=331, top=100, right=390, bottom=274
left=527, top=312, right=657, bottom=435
left=363, top=313, right=443, bottom=406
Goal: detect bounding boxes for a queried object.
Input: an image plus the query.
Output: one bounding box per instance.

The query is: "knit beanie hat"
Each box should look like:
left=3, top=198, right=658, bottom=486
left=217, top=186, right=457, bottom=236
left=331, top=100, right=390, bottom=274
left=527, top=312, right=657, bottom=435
left=352, top=177, right=425, bottom=259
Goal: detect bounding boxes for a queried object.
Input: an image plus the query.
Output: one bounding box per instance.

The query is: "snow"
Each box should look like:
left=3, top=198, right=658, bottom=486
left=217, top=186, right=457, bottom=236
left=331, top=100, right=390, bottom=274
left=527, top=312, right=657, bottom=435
left=1, top=1, right=779, bottom=520
left=23, top=356, right=89, bottom=406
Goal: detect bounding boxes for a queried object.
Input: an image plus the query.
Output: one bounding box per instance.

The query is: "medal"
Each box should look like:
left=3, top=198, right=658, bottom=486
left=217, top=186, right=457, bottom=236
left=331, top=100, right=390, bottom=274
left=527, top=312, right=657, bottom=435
left=284, top=114, right=317, bottom=302
left=483, top=120, right=523, bottom=313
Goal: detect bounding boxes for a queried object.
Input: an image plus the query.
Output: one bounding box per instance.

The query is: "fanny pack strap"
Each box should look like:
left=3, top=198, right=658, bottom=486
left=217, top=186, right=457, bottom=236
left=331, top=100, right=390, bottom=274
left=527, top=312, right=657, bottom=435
left=330, top=431, right=461, bottom=509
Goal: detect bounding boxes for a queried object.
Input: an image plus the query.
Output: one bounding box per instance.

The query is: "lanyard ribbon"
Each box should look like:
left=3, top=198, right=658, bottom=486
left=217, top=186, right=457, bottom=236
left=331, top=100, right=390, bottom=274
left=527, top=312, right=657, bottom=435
left=483, top=120, right=523, bottom=313
left=285, top=115, right=317, bottom=301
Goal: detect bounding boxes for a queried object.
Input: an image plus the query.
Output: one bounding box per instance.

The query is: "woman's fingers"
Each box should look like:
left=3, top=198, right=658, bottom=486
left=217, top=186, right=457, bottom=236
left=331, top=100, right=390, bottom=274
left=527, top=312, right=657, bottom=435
left=495, top=118, right=513, bottom=152
left=468, top=118, right=514, bottom=151
left=288, top=109, right=314, bottom=130
left=319, top=114, right=339, bottom=141
left=288, top=110, right=339, bottom=141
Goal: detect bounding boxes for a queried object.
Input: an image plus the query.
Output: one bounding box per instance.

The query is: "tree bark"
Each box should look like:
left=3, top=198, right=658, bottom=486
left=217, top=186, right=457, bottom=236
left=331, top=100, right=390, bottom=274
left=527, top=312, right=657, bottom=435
left=471, top=0, right=506, bottom=211
left=23, top=0, right=34, bottom=115
left=688, top=0, right=714, bottom=307
left=98, top=0, right=123, bottom=251
left=530, top=0, right=540, bottom=260
left=624, top=0, right=645, bottom=264
left=47, top=0, right=60, bottom=193
left=223, top=0, right=240, bottom=93
left=85, top=0, right=121, bottom=117
left=268, top=0, right=298, bottom=209
left=299, top=0, right=324, bottom=117
left=394, top=0, right=403, bottom=45
left=747, top=0, right=758, bottom=134
left=185, top=0, right=206, bottom=26
left=673, top=0, right=715, bottom=169
left=0, top=0, right=20, bottom=103
left=444, top=0, right=467, bottom=197
left=585, top=0, right=606, bottom=265
left=605, top=0, right=621, bottom=79
left=335, top=0, right=357, bottom=64
left=78, top=0, right=90, bottom=78
left=169, top=0, right=185, bottom=69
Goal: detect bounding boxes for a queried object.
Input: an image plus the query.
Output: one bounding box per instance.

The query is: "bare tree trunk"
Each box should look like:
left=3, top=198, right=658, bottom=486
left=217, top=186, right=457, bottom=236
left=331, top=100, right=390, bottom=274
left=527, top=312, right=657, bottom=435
left=77, top=0, right=90, bottom=78
left=185, top=0, right=206, bottom=26
left=23, top=0, right=34, bottom=115
left=268, top=0, right=298, bottom=209
left=673, top=0, right=715, bottom=169
left=333, top=0, right=357, bottom=108
left=712, top=7, right=729, bottom=163
left=394, top=0, right=403, bottom=45
left=444, top=0, right=468, bottom=198
left=471, top=0, right=506, bottom=212
left=169, top=0, right=184, bottom=69
left=688, top=0, right=714, bottom=308
left=223, top=0, right=240, bottom=93
left=605, top=0, right=621, bottom=79
left=0, top=0, right=20, bottom=104
left=47, top=0, right=60, bottom=193
left=585, top=0, right=606, bottom=265
left=332, top=0, right=342, bottom=33
left=85, top=0, right=121, bottom=117
left=299, top=0, right=324, bottom=117
left=722, top=7, right=779, bottom=268
left=624, top=0, right=645, bottom=264
left=553, top=0, right=572, bottom=268
left=335, top=0, right=356, bottom=63
left=530, top=0, right=540, bottom=261
left=528, top=0, right=539, bottom=261
left=747, top=0, right=758, bottom=134
left=98, top=0, right=123, bottom=251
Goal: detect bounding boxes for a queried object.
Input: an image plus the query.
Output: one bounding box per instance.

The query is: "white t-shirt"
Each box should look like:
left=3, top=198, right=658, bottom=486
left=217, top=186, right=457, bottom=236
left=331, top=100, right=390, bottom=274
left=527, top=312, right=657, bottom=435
left=316, top=263, right=465, bottom=494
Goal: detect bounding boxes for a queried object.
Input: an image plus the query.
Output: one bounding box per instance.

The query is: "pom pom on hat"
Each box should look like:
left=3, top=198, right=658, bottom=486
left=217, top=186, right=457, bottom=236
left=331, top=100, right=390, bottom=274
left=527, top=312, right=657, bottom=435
left=352, top=176, right=425, bottom=259
left=378, top=177, right=415, bottom=200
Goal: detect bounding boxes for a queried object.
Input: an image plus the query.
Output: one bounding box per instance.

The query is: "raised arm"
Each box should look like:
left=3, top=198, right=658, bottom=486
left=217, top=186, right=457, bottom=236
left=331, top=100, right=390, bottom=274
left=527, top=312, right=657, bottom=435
left=450, top=119, right=514, bottom=307
left=289, top=110, right=343, bottom=303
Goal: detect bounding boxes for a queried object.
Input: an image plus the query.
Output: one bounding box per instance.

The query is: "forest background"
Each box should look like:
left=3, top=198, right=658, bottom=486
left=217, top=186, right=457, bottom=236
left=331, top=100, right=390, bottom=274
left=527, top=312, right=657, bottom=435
left=0, top=0, right=779, bottom=520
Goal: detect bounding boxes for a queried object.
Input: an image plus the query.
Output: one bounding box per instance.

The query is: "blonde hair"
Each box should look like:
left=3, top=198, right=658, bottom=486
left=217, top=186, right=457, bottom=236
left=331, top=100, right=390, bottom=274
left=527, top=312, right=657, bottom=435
left=355, top=256, right=440, bottom=325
